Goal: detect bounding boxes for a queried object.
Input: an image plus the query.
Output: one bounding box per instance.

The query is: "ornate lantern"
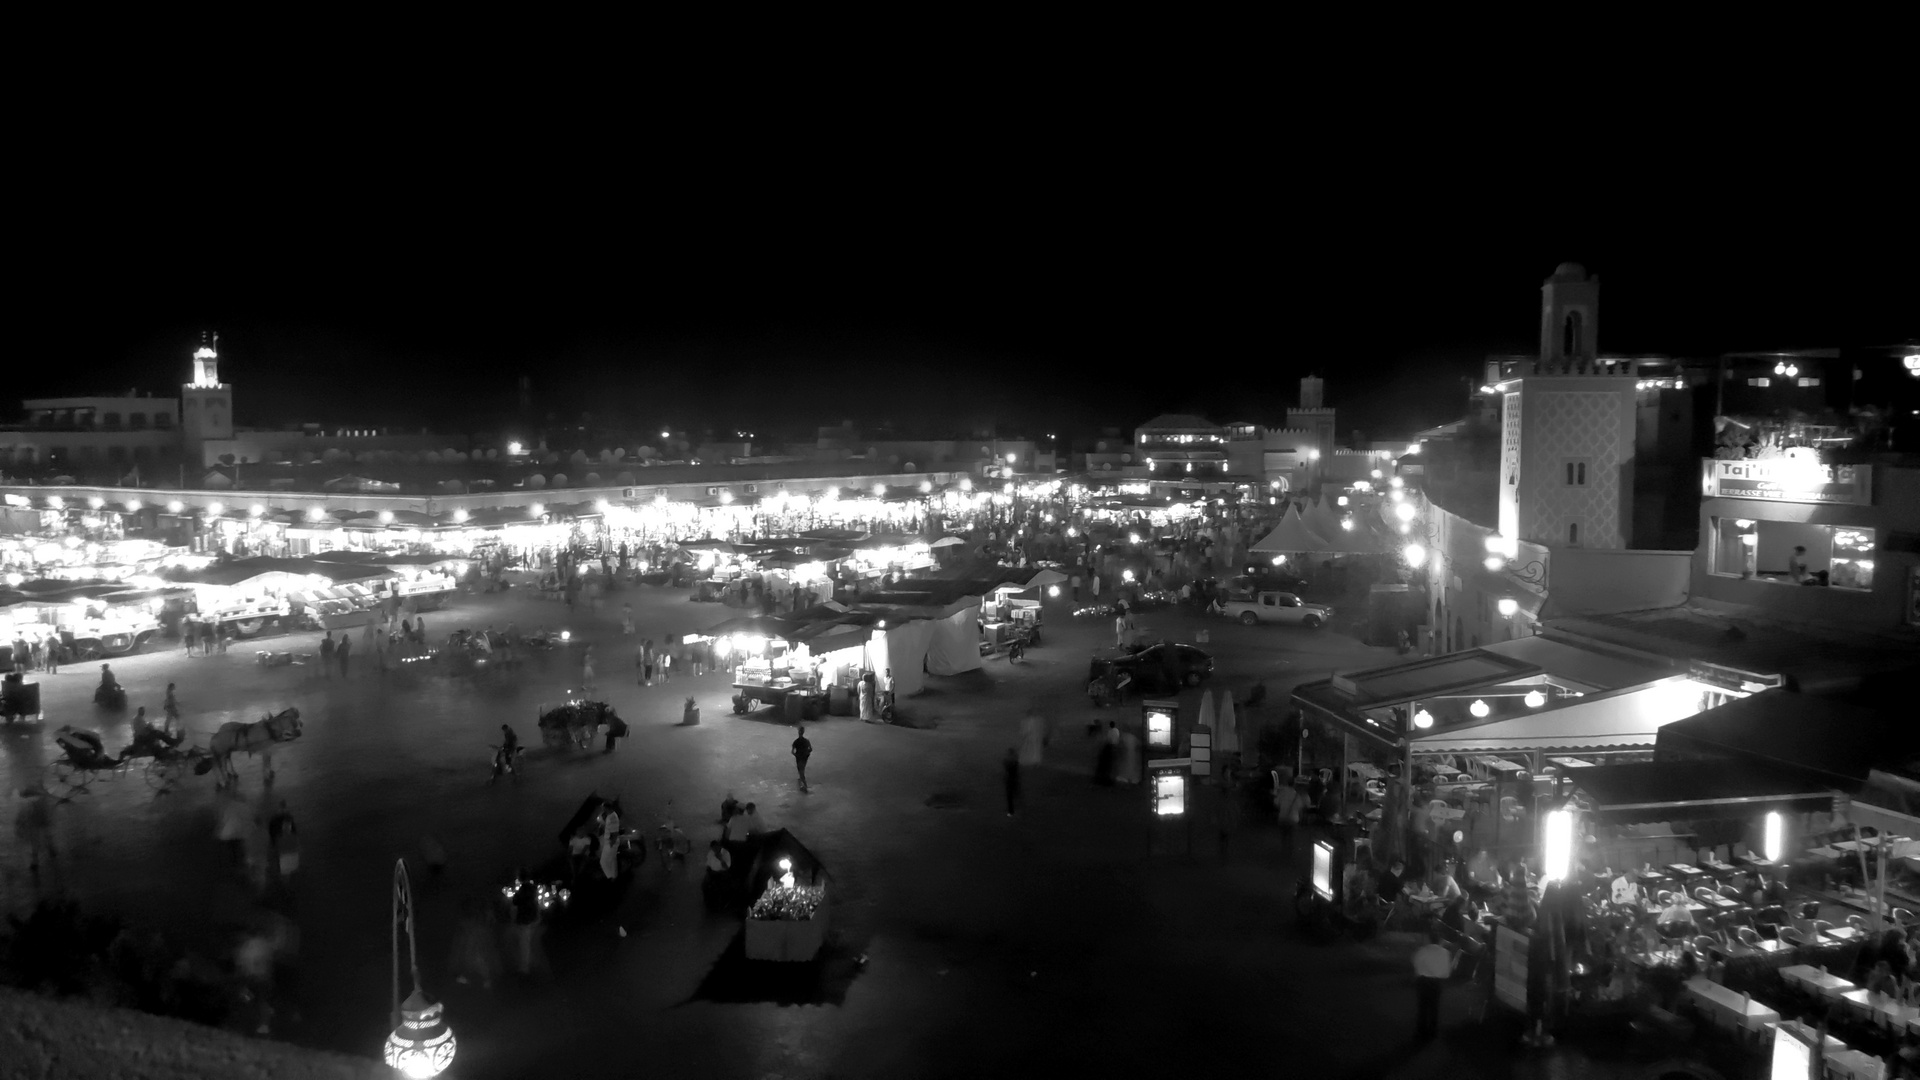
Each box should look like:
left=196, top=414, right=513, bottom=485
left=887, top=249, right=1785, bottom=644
left=384, top=859, right=455, bottom=1077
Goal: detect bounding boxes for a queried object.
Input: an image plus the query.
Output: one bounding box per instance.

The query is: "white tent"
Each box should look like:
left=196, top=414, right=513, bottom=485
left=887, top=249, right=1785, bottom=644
left=925, top=601, right=983, bottom=675
left=868, top=619, right=936, bottom=696
left=1197, top=689, right=1216, bottom=734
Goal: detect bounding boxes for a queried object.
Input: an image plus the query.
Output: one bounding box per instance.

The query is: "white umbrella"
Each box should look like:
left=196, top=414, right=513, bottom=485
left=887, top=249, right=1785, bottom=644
left=1217, top=694, right=1239, bottom=755
left=1196, top=688, right=1216, bottom=733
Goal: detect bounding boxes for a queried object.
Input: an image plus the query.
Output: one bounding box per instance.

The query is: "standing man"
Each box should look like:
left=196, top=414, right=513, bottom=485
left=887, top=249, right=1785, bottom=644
left=1412, top=925, right=1459, bottom=1041
left=183, top=617, right=198, bottom=657
left=1003, top=748, right=1021, bottom=817
left=318, top=632, right=335, bottom=680
left=791, top=725, right=813, bottom=793
left=336, top=632, right=352, bottom=678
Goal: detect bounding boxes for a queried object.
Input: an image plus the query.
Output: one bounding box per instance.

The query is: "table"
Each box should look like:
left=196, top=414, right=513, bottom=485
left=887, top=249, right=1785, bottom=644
left=1837, top=988, right=1920, bottom=1031
left=1685, top=977, right=1780, bottom=1031
left=1826, top=1047, right=1889, bottom=1080
left=1709, top=937, right=1792, bottom=959
left=1635, top=869, right=1670, bottom=886
left=1666, top=863, right=1705, bottom=878
left=1808, top=845, right=1845, bottom=860
left=1700, top=857, right=1737, bottom=876
left=1781, top=965, right=1856, bottom=999
left=1697, top=893, right=1743, bottom=912
left=1822, top=924, right=1868, bottom=942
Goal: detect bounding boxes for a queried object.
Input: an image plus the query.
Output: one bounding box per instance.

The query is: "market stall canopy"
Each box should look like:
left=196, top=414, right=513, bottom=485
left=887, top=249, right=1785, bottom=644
left=800, top=529, right=864, bottom=542
left=928, top=536, right=968, bottom=548
left=678, top=538, right=747, bottom=553
left=163, top=556, right=398, bottom=587
left=1570, top=761, right=1836, bottom=825
left=1410, top=679, right=1709, bottom=755
left=695, top=614, right=800, bottom=642
left=741, top=829, right=828, bottom=900
left=1251, top=505, right=1335, bottom=554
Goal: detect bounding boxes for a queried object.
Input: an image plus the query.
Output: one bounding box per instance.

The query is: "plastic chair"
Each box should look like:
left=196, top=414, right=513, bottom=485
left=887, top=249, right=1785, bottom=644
left=1777, top=926, right=1809, bottom=947
left=1892, top=908, right=1916, bottom=926
left=1735, top=926, right=1763, bottom=948
left=1798, top=900, right=1823, bottom=921
left=1692, top=934, right=1720, bottom=957
left=1810, top=919, right=1835, bottom=938
left=1847, top=914, right=1869, bottom=933
left=1694, top=886, right=1719, bottom=903
left=1657, top=890, right=1677, bottom=907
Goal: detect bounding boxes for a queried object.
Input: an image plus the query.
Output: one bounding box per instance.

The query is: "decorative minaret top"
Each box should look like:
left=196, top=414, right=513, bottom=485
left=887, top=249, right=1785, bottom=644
left=191, top=331, right=223, bottom=388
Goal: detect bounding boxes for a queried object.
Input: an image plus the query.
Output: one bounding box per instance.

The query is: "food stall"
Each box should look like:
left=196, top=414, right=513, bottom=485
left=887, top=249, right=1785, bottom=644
left=739, top=829, right=830, bottom=962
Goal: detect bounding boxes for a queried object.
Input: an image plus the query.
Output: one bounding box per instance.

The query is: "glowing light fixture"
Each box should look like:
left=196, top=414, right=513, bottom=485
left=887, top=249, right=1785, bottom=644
left=1395, top=503, right=1416, bottom=522
left=205, top=502, right=224, bottom=517
left=1543, top=809, right=1573, bottom=884
left=1337, top=496, right=1349, bottom=506
left=507, top=441, right=523, bottom=455
left=1370, top=469, right=1383, bottom=479
left=873, top=484, right=887, bottom=496
left=452, top=509, right=469, bottom=523
left=125, top=499, right=142, bottom=511
left=559, top=630, right=570, bottom=642
left=1390, top=476, right=1404, bottom=489
left=919, top=480, right=932, bottom=493
left=1497, top=597, right=1519, bottom=617
left=1484, top=555, right=1505, bottom=572
left=166, top=500, right=185, bottom=514
left=1403, top=543, right=1427, bottom=568
left=378, top=510, right=394, bottom=523
left=1307, top=449, right=1320, bottom=461
left=1006, top=452, right=1017, bottom=464
left=719, top=489, right=734, bottom=504
left=1340, top=519, right=1354, bottom=531
left=384, top=859, right=455, bottom=1078
left=249, top=504, right=265, bottom=517
left=307, top=507, right=326, bottom=522
left=959, top=478, right=972, bottom=492
left=1764, top=812, right=1784, bottom=863
left=1524, top=689, right=1547, bottom=708
left=87, top=496, right=104, bottom=509
left=1122, top=568, right=1136, bottom=583
left=1048, top=585, right=1060, bottom=597
left=1413, top=708, right=1434, bottom=729
left=1469, top=699, right=1490, bottom=718
left=653, top=494, right=668, bottom=507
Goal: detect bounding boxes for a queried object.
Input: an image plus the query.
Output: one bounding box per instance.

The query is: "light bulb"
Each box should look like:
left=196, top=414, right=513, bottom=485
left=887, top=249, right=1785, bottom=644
left=1469, top=699, right=1490, bottom=718
left=1413, top=709, right=1434, bottom=729
left=1524, top=690, right=1546, bottom=708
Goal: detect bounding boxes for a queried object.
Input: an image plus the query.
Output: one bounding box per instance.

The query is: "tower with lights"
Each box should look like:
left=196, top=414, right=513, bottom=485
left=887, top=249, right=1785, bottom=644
left=181, top=332, right=234, bottom=458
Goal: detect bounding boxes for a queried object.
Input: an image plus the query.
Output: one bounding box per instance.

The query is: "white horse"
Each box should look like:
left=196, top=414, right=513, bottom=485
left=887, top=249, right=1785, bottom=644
left=206, top=707, right=302, bottom=788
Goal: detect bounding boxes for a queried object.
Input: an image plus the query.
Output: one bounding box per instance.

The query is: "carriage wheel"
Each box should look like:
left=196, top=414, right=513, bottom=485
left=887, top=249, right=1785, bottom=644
left=47, top=760, right=89, bottom=799
left=144, top=757, right=180, bottom=795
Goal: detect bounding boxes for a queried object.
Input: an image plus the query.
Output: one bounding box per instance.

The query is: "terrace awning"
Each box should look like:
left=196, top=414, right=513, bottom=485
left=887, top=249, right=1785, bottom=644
left=1409, top=680, right=1707, bottom=755
left=1570, top=761, right=1836, bottom=824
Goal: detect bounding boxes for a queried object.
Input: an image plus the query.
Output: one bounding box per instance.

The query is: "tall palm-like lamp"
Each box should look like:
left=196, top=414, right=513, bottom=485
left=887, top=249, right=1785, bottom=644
left=384, top=859, right=456, bottom=1078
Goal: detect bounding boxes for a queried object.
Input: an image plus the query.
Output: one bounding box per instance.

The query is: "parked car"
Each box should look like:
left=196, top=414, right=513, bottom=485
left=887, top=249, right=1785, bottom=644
left=1212, top=590, right=1332, bottom=628
left=1099, top=642, right=1215, bottom=692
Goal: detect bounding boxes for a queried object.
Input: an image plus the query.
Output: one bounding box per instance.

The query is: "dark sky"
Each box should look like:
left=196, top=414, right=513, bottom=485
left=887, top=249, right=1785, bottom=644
left=18, top=52, right=1915, bottom=444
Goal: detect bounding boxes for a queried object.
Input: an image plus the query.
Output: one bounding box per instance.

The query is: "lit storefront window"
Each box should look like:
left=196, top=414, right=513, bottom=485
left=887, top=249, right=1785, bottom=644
left=1710, top=517, right=1875, bottom=591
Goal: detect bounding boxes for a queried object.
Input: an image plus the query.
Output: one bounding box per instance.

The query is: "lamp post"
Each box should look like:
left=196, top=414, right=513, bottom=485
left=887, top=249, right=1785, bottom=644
left=385, top=859, right=455, bottom=1078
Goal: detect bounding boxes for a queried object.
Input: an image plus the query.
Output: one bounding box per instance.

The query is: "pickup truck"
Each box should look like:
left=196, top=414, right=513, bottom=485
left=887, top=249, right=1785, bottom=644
left=1212, top=590, right=1332, bottom=628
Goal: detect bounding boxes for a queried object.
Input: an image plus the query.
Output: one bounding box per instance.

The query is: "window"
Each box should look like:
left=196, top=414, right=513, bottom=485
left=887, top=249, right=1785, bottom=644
left=1568, top=522, right=1580, bottom=545
left=1748, top=377, right=1772, bottom=387
left=1563, top=459, right=1589, bottom=486
left=154, top=413, right=172, bottom=428
left=129, top=412, right=148, bottom=430
left=1798, top=378, right=1822, bottom=388
left=1710, top=517, right=1875, bottom=591
left=102, top=412, right=122, bottom=429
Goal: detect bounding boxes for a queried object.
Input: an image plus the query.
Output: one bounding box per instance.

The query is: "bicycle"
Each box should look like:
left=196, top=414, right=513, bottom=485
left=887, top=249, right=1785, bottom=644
left=488, top=744, right=525, bottom=783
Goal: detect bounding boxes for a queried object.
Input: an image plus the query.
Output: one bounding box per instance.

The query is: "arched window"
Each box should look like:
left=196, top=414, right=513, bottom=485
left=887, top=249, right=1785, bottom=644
left=1562, top=311, right=1584, bottom=357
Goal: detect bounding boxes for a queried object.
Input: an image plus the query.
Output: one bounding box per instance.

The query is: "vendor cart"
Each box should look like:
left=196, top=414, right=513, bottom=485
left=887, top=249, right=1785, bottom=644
left=2, top=673, right=41, bottom=723
left=737, top=829, right=830, bottom=962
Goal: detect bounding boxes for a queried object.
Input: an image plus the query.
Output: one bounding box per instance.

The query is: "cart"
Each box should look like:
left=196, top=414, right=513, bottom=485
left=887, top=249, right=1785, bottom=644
left=738, top=829, right=830, bottom=962
left=731, top=680, right=824, bottom=721
left=2, top=674, right=41, bottom=723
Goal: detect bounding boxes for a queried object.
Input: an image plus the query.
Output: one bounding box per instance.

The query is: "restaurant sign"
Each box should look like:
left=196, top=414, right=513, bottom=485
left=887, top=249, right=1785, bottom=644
left=1493, top=926, right=1529, bottom=1013
left=1706, top=459, right=1872, bottom=506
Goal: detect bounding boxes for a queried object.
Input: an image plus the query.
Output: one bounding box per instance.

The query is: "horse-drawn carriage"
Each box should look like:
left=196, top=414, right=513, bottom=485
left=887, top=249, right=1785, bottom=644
left=537, top=700, right=624, bottom=749
left=44, top=723, right=203, bottom=799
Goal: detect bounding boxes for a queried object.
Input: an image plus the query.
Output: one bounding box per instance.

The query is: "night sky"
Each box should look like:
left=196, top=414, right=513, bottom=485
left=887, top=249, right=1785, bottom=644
left=19, top=61, right=1914, bottom=444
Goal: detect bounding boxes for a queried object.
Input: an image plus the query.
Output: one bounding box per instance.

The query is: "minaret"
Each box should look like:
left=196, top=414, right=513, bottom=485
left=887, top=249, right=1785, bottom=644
left=181, top=332, right=234, bottom=463
left=1538, top=263, right=1600, bottom=372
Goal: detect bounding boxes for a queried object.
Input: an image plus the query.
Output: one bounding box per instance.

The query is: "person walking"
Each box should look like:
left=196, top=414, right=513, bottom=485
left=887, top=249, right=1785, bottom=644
left=14, top=786, right=56, bottom=873
left=641, top=639, right=655, bottom=686
left=621, top=603, right=634, bottom=636
left=183, top=617, right=198, bottom=657
left=318, top=632, right=335, bottom=680
left=791, top=725, right=813, bottom=793
left=336, top=633, right=352, bottom=678
left=164, top=682, right=182, bottom=727
left=1273, top=767, right=1303, bottom=856
left=267, top=800, right=299, bottom=884
left=1003, top=748, right=1021, bottom=816
left=581, top=646, right=596, bottom=693
left=1412, top=925, right=1459, bottom=1041
left=202, top=620, right=217, bottom=655
left=635, top=642, right=647, bottom=686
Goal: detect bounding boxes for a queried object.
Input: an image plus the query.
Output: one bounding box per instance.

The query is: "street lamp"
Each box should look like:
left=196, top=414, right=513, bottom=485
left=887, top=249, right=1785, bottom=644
left=384, top=859, right=455, bottom=1078
left=1497, top=597, right=1519, bottom=618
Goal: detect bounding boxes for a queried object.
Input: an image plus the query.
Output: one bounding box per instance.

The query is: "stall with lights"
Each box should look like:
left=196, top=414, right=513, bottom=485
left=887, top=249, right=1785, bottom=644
left=740, top=829, right=831, bottom=962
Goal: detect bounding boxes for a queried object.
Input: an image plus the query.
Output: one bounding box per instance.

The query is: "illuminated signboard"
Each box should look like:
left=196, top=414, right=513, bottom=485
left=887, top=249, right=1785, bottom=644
left=1769, top=1023, right=1816, bottom=1079
left=1706, top=459, right=1872, bottom=506
left=1311, top=840, right=1335, bottom=901
left=1153, top=771, right=1186, bottom=817
left=1143, top=700, right=1177, bottom=750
